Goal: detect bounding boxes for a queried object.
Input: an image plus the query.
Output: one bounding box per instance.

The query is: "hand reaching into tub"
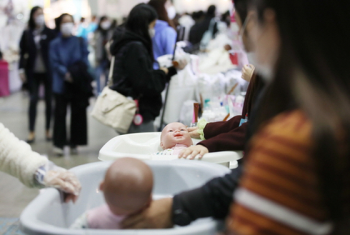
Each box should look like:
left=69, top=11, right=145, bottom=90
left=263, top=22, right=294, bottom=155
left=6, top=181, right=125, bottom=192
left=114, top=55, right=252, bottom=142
left=178, top=145, right=209, bottom=160
left=44, top=170, right=81, bottom=203
left=35, top=162, right=81, bottom=203
left=121, top=198, right=173, bottom=229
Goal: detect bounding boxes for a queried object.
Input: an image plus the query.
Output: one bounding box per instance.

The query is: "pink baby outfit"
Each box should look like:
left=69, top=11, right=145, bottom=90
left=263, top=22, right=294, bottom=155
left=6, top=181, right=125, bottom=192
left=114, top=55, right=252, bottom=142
left=87, top=204, right=126, bottom=229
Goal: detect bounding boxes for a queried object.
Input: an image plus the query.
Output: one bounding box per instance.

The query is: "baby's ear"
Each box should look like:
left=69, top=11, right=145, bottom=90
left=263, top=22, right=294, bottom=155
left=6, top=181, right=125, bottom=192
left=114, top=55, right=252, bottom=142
left=160, top=141, right=164, bottom=149
left=99, top=182, right=105, bottom=192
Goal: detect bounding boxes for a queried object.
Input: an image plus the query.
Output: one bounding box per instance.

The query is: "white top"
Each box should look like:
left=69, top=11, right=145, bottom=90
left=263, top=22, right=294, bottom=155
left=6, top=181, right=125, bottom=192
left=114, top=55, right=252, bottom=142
left=0, top=123, right=48, bottom=187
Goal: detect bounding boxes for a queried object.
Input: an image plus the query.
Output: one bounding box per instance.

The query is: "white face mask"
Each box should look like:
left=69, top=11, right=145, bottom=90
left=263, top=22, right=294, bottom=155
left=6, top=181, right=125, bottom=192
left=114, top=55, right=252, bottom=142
left=61, top=22, right=74, bottom=36
left=247, top=52, right=273, bottom=82
left=149, top=28, right=155, bottom=38
left=35, top=14, right=45, bottom=27
left=101, top=21, right=111, bottom=30
left=167, top=6, right=176, bottom=20
left=239, top=17, right=274, bottom=82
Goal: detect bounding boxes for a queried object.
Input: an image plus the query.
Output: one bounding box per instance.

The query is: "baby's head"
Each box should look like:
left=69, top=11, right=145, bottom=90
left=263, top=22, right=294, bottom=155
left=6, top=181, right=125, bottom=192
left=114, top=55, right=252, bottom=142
left=99, top=158, right=153, bottom=216
left=161, top=122, right=193, bottom=150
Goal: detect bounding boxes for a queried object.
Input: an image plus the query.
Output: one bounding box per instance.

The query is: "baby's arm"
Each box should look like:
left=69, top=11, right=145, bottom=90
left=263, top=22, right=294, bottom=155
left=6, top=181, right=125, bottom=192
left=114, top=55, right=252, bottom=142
left=70, top=212, right=89, bottom=229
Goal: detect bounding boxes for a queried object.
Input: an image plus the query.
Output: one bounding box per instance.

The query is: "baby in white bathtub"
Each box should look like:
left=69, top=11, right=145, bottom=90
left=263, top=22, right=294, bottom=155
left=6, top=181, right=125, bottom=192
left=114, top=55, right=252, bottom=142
left=70, top=158, right=153, bottom=230
left=156, top=122, right=193, bottom=156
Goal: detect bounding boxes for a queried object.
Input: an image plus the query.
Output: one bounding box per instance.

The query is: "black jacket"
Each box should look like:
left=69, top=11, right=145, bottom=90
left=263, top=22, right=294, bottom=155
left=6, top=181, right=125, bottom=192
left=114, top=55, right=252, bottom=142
left=109, top=27, right=176, bottom=122
left=172, top=86, right=267, bottom=226
left=19, top=26, right=57, bottom=80
left=68, top=60, right=94, bottom=97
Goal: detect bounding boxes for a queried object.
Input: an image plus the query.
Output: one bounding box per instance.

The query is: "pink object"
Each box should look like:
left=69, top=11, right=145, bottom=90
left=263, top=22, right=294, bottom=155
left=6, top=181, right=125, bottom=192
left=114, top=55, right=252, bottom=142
left=0, top=60, right=10, bottom=97
left=230, top=53, right=239, bottom=65
left=87, top=204, right=126, bottom=229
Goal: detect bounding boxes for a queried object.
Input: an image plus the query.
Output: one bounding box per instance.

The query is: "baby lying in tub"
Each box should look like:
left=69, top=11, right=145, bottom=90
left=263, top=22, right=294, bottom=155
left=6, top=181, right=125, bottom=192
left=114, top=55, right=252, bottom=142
left=71, top=158, right=153, bottom=229
left=156, top=122, right=193, bottom=155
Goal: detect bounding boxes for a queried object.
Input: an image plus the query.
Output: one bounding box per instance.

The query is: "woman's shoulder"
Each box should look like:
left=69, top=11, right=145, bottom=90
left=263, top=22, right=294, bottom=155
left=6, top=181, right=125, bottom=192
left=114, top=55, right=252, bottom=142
left=261, top=110, right=311, bottom=140
left=250, top=110, right=312, bottom=162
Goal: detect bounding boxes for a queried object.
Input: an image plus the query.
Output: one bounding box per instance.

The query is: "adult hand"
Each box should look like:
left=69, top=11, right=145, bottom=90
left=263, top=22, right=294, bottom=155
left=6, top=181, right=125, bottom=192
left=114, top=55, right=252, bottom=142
left=241, top=64, right=255, bottom=82
left=160, top=67, right=169, bottom=74
left=44, top=170, right=81, bottom=203
left=65, top=72, right=73, bottom=83
left=178, top=145, right=209, bottom=160
left=121, top=198, right=173, bottom=229
left=173, top=59, right=188, bottom=70
left=19, top=71, right=26, bottom=83
left=187, top=127, right=200, bottom=139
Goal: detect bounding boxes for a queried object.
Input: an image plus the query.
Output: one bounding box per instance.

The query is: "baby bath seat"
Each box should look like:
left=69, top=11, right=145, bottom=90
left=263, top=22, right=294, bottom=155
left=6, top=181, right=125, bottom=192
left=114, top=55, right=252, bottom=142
left=99, top=133, right=242, bottom=169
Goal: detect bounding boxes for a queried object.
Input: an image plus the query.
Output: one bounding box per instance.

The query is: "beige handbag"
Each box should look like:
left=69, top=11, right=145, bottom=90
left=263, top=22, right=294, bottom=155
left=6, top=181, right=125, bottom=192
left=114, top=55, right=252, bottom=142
left=91, top=56, right=136, bottom=133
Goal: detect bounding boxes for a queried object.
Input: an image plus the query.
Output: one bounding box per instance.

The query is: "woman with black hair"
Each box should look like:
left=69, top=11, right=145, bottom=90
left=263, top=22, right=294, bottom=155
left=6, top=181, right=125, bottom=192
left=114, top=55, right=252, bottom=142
left=19, top=6, right=57, bottom=143
left=148, top=0, right=177, bottom=69
left=93, top=16, right=114, bottom=94
left=226, top=0, right=350, bottom=234
left=109, top=3, right=178, bottom=133
left=50, top=13, right=91, bottom=156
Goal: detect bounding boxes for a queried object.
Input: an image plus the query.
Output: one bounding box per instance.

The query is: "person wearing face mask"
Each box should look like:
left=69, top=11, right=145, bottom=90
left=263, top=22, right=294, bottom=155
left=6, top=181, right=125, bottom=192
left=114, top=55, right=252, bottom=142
left=226, top=0, right=350, bottom=233
left=109, top=4, right=182, bottom=133
left=49, top=13, right=91, bottom=156
left=93, top=16, right=114, bottom=94
left=147, top=0, right=177, bottom=69
left=19, top=6, right=57, bottom=144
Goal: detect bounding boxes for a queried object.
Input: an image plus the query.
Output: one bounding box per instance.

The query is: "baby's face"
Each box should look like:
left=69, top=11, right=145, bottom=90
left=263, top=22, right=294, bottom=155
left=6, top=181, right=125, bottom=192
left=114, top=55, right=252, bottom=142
left=161, top=123, right=193, bottom=149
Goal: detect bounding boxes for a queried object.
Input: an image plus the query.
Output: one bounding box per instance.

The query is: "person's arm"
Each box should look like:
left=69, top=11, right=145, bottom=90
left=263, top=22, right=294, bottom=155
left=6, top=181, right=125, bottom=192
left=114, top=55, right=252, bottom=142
left=121, top=165, right=243, bottom=229
left=199, top=122, right=248, bottom=152
left=124, top=43, right=170, bottom=96
left=173, top=165, right=243, bottom=225
left=18, top=30, right=27, bottom=71
left=49, top=40, right=68, bottom=77
left=79, top=37, right=90, bottom=67
left=0, top=123, right=48, bottom=187
left=0, top=123, right=81, bottom=202
left=204, top=115, right=242, bottom=139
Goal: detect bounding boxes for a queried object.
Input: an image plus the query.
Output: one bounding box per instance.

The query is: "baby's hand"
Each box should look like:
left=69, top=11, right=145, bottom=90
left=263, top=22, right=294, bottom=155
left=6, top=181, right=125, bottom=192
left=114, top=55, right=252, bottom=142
left=187, top=127, right=200, bottom=139
left=178, top=145, right=209, bottom=160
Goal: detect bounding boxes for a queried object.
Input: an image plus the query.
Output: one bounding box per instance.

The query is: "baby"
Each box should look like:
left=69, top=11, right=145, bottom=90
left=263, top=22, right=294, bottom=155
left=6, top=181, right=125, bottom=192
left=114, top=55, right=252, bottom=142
left=71, top=158, right=153, bottom=229
left=157, top=122, right=193, bottom=155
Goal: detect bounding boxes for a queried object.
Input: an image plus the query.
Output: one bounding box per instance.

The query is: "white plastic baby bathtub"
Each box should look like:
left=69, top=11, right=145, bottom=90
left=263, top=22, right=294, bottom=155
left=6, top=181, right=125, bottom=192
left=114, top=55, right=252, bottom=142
left=20, top=160, right=230, bottom=235
left=98, top=133, right=242, bottom=168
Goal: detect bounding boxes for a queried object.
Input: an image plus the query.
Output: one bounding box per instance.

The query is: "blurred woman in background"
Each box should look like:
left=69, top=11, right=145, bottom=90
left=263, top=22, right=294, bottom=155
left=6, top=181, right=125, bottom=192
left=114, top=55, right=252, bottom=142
left=19, top=6, right=56, bottom=143
left=50, top=13, right=91, bottom=156
left=148, top=0, right=177, bottom=69
left=93, top=16, right=114, bottom=94
left=109, top=3, right=179, bottom=133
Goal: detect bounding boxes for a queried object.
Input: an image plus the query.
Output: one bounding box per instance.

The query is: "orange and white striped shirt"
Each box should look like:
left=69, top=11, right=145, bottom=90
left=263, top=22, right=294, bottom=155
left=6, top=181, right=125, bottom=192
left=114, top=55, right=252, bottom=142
left=227, top=110, right=335, bottom=235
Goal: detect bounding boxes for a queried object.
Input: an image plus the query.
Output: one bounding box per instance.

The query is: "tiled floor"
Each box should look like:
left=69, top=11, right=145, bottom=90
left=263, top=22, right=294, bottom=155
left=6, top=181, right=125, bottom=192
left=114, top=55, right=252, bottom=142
left=0, top=92, right=118, bottom=218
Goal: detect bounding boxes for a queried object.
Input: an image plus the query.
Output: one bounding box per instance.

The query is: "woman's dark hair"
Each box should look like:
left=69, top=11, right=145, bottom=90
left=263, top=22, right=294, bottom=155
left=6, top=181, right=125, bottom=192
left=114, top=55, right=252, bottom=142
left=111, top=19, right=118, bottom=29
left=233, top=0, right=248, bottom=23
left=125, top=3, right=158, bottom=60
left=28, top=6, right=42, bottom=29
left=97, top=15, right=108, bottom=31
left=54, top=13, right=74, bottom=32
left=250, top=0, right=350, bottom=232
left=206, top=5, right=216, bottom=18
left=148, top=0, right=175, bottom=29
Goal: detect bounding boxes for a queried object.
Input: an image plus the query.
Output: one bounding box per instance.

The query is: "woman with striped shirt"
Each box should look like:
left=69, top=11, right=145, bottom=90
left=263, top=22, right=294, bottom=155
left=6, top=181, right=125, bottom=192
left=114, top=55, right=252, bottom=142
left=227, top=0, right=350, bottom=234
